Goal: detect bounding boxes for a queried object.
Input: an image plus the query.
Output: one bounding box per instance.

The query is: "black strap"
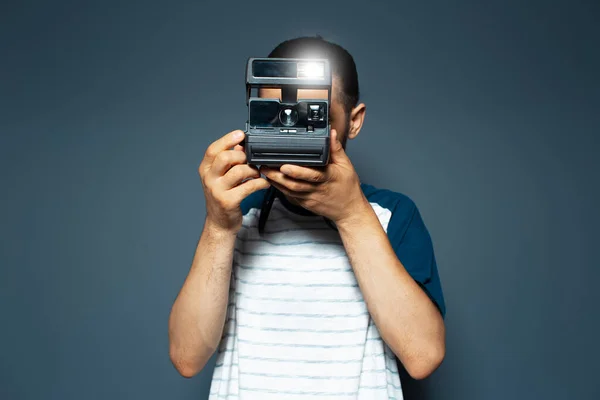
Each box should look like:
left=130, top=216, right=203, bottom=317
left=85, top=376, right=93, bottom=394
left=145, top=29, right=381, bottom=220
left=257, top=187, right=338, bottom=233
left=258, top=186, right=277, bottom=234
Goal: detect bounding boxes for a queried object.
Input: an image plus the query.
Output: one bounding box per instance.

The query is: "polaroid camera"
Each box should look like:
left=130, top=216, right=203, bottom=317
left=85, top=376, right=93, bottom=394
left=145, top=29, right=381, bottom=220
left=244, top=58, right=332, bottom=166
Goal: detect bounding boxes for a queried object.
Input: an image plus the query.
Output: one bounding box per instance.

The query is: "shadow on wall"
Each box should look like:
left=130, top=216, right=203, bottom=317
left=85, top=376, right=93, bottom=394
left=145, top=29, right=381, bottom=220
left=399, top=315, right=470, bottom=400
left=398, top=363, right=431, bottom=399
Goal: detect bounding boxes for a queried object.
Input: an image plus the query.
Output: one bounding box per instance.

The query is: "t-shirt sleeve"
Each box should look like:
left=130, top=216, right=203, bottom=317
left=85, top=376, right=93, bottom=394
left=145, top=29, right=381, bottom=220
left=387, top=201, right=446, bottom=318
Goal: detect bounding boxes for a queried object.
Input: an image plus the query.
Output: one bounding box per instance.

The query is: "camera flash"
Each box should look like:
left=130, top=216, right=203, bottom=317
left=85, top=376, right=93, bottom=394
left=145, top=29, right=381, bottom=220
left=297, top=62, right=325, bottom=79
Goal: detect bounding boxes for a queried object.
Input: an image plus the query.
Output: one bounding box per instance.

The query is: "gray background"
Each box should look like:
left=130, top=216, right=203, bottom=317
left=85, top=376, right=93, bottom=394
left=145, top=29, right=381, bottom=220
left=1, top=0, right=599, bottom=399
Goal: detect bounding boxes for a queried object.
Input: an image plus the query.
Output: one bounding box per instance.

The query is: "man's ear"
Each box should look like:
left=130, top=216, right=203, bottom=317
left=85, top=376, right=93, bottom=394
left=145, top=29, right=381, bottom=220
left=347, top=103, right=366, bottom=140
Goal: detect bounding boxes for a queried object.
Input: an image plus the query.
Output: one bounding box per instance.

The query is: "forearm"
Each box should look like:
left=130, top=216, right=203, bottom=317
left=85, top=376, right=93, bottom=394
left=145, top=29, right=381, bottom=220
left=168, top=218, right=237, bottom=377
left=336, top=200, right=445, bottom=379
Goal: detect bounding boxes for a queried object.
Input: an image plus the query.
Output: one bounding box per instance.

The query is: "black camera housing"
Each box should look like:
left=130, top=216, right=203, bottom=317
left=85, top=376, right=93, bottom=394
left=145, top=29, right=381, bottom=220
left=244, top=58, right=332, bottom=166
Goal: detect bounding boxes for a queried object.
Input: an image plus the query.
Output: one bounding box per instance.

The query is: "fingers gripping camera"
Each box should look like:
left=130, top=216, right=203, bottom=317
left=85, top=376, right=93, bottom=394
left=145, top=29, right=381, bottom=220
left=244, top=58, right=332, bottom=167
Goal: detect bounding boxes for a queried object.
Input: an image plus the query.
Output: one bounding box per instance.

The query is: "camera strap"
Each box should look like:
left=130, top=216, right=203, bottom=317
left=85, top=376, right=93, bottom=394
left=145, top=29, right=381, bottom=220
left=258, top=186, right=277, bottom=234
left=257, top=186, right=338, bottom=234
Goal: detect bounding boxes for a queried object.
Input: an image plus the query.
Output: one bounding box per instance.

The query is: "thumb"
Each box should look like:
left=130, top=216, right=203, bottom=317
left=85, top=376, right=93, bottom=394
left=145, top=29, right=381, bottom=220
left=330, top=129, right=345, bottom=161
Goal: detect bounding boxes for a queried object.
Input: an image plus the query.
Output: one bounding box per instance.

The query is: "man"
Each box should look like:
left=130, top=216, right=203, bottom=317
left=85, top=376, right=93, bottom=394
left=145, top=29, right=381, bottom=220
left=169, top=36, right=446, bottom=399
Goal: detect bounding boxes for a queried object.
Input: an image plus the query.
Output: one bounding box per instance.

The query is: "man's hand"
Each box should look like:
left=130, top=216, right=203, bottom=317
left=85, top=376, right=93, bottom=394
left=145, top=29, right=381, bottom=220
left=260, top=129, right=369, bottom=224
left=199, top=130, right=270, bottom=234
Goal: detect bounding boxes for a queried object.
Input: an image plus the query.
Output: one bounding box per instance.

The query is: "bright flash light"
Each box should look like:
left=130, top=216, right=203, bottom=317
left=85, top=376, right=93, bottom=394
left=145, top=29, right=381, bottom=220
left=297, top=61, right=325, bottom=78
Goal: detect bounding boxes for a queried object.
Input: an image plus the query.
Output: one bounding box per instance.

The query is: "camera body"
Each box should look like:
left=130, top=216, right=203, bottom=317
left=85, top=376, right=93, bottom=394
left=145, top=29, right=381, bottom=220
left=244, top=58, right=332, bottom=166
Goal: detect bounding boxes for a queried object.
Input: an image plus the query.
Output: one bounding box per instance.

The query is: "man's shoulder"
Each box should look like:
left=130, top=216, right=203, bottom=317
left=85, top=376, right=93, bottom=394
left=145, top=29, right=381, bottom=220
left=360, top=182, right=416, bottom=216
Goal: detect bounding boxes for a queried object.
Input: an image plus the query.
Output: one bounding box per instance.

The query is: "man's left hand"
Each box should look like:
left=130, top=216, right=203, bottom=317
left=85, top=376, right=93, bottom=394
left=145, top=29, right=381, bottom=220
left=260, top=129, right=370, bottom=225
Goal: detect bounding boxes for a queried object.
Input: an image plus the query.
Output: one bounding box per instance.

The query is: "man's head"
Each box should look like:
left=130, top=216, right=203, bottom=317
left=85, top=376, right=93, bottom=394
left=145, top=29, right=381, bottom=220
left=259, top=36, right=366, bottom=148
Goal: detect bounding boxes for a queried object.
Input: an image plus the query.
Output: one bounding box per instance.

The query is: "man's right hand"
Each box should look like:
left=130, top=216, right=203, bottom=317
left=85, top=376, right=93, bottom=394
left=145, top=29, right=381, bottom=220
left=198, top=130, right=270, bottom=235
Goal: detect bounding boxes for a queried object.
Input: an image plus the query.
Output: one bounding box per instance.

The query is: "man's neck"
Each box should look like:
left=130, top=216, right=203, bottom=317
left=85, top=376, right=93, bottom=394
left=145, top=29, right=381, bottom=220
left=276, top=190, right=317, bottom=216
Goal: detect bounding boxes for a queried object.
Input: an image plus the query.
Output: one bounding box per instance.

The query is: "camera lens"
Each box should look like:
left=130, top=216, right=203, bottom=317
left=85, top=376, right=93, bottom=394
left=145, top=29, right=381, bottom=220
left=279, top=107, right=298, bottom=127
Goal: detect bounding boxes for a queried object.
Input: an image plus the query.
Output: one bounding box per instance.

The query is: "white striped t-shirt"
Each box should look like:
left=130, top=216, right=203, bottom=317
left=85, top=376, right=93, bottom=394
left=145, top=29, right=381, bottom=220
left=208, top=183, right=445, bottom=400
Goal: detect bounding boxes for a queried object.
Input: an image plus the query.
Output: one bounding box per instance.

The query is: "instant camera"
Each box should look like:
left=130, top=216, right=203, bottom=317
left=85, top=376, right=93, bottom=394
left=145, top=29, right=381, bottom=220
left=244, top=58, right=332, bottom=166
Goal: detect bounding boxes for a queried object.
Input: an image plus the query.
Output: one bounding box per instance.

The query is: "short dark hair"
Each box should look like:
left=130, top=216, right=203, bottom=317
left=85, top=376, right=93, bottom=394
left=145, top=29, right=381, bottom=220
left=268, top=36, right=360, bottom=114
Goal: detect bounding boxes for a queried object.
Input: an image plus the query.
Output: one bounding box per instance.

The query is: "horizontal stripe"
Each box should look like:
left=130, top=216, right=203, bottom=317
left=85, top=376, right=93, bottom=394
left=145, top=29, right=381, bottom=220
left=237, top=278, right=358, bottom=288
left=237, top=387, right=357, bottom=396
left=242, top=238, right=342, bottom=246
left=219, top=336, right=382, bottom=350
left=234, top=248, right=346, bottom=259
left=241, top=371, right=356, bottom=380
left=213, top=362, right=393, bottom=382
left=234, top=322, right=374, bottom=334
left=236, top=386, right=399, bottom=396
left=235, top=269, right=358, bottom=289
left=241, top=225, right=332, bottom=234
left=236, top=306, right=368, bottom=318
left=217, top=338, right=384, bottom=355
left=213, top=367, right=399, bottom=380
left=235, top=264, right=352, bottom=273
left=211, top=377, right=239, bottom=382
left=236, top=337, right=366, bottom=349
left=222, top=318, right=378, bottom=335
left=232, top=291, right=362, bottom=303
left=364, top=382, right=402, bottom=390
left=231, top=352, right=392, bottom=363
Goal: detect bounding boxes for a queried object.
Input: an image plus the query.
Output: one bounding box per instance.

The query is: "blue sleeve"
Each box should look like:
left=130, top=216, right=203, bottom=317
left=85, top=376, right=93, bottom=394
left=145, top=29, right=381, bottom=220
left=387, top=202, right=446, bottom=318
left=240, top=188, right=268, bottom=215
